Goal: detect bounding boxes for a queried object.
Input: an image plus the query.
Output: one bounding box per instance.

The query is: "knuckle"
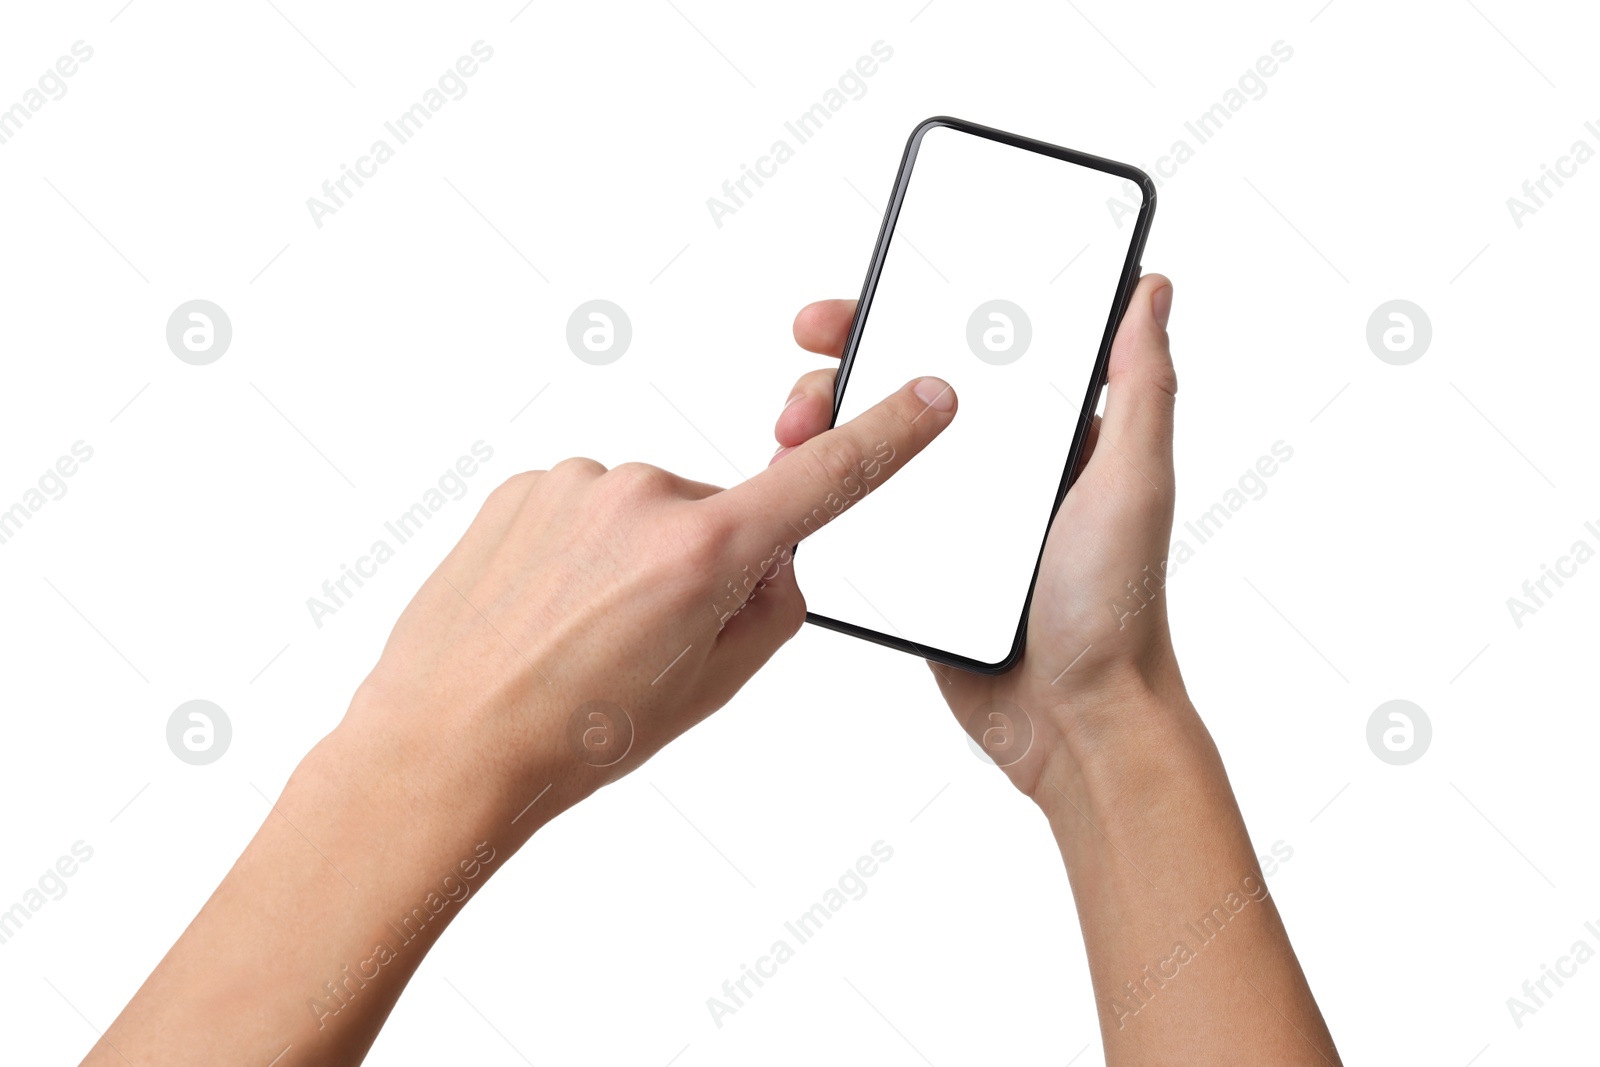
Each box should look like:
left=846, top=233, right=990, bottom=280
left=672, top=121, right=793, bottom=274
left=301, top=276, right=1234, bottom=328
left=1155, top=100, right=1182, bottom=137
left=487, top=470, right=541, bottom=503
left=607, top=462, right=676, bottom=495
left=1148, top=363, right=1179, bottom=401
left=587, top=464, right=685, bottom=528
left=800, top=437, right=862, bottom=496
left=550, top=456, right=608, bottom=480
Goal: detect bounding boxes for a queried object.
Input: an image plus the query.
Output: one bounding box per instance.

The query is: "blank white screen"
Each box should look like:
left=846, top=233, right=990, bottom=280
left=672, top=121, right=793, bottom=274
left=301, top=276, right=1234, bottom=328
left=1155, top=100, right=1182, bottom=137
left=799, top=123, right=1144, bottom=666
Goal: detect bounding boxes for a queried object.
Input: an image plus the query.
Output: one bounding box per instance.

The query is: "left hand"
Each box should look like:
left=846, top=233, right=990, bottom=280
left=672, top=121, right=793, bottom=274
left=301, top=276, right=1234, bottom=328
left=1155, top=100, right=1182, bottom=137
left=776, top=279, right=1183, bottom=801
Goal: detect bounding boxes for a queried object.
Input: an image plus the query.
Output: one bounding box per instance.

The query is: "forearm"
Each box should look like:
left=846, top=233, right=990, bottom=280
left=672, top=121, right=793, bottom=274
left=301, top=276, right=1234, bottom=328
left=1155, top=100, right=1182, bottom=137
left=84, top=714, right=561, bottom=1067
left=1038, top=684, right=1338, bottom=1065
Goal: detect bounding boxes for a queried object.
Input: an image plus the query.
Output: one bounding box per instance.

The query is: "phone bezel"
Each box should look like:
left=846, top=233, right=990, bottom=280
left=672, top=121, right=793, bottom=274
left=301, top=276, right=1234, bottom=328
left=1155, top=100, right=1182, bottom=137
left=801, top=115, right=1159, bottom=675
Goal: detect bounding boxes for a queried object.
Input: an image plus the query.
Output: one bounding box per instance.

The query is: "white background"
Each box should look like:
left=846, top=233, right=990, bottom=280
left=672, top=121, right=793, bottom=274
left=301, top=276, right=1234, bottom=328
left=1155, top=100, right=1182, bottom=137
left=1, top=1, right=1596, bottom=1064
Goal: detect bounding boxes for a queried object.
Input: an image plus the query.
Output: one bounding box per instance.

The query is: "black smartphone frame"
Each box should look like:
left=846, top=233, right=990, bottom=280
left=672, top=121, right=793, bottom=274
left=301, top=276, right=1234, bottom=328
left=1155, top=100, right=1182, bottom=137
left=802, top=115, right=1158, bottom=675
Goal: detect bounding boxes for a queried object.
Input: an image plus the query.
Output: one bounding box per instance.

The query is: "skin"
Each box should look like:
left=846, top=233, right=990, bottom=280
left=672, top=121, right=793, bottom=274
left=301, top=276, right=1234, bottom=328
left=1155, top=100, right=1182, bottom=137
left=83, top=274, right=1338, bottom=1066
left=787, top=278, right=1339, bottom=1063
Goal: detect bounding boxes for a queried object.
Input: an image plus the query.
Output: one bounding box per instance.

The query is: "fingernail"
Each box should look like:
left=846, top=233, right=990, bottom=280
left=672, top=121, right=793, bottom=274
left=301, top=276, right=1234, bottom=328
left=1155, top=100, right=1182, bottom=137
left=782, top=391, right=804, bottom=411
left=913, top=377, right=955, bottom=412
left=769, top=445, right=793, bottom=466
left=1152, top=283, right=1173, bottom=329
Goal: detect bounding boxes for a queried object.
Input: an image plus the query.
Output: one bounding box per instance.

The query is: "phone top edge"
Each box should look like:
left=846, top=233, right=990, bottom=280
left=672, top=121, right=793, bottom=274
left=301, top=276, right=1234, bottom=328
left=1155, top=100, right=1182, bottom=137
left=910, top=115, right=1157, bottom=209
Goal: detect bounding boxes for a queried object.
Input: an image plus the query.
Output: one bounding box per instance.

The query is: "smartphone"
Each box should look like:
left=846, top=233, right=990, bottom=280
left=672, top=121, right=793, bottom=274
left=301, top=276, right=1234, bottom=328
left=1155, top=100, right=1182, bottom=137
left=797, top=116, right=1156, bottom=674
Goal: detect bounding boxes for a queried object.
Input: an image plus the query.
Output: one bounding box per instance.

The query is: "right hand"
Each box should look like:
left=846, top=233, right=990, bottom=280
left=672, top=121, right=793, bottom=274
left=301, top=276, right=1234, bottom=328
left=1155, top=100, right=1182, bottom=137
left=345, top=374, right=960, bottom=821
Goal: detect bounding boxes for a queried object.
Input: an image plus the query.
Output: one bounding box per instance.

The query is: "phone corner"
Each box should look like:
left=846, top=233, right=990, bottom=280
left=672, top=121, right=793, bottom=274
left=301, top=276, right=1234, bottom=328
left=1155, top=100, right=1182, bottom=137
left=1126, top=165, right=1158, bottom=211
left=957, top=638, right=1028, bottom=677
left=908, top=115, right=958, bottom=145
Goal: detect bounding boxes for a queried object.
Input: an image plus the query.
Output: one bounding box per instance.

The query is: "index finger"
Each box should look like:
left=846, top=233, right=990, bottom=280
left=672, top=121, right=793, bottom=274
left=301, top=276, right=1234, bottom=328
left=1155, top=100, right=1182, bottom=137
left=709, top=376, right=958, bottom=555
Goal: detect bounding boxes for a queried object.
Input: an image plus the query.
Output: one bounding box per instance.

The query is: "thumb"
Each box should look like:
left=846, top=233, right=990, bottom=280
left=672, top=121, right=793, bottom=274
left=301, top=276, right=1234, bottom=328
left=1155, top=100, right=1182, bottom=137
left=710, top=376, right=958, bottom=555
left=1096, top=274, right=1176, bottom=485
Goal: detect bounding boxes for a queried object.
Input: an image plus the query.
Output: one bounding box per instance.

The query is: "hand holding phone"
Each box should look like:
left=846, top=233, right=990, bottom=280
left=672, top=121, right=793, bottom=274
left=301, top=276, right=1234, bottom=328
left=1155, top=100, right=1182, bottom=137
left=794, top=118, right=1157, bottom=674
left=781, top=271, right=1177, bottom=776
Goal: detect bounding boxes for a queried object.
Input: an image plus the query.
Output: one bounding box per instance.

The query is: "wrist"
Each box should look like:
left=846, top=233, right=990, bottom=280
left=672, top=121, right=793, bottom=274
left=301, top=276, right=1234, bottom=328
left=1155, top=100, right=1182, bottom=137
left=299, top=723, right=486, bottom=854
left=1023, top=670, right=1212, bottom=820
left=1026, top=687, right=1252, bottom=898
left=332, top=679, right=616, bottom=852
